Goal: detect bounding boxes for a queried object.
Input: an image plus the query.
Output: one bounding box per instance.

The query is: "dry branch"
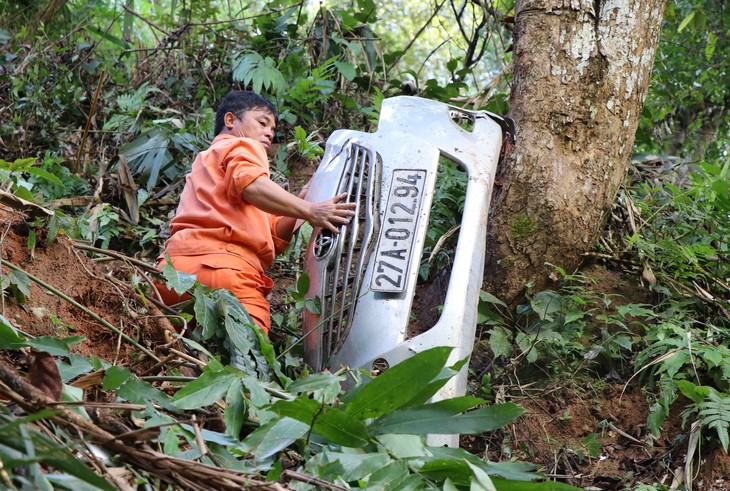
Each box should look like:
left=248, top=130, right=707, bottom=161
left=0, top=359, right=290, bottom=491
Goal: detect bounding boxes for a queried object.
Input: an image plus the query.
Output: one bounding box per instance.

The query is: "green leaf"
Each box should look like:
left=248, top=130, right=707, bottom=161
left=334, top=60, right=356, bottom=81
left=193, top=285, right=218, bottom=339
left=677, top=10, right=696, bottom=32
left=370, top=400, right=522, bottom=435
left=26, top=336, right=85, bottom=356
left=103, top=366, right=174, bottom=409
left=490, top=327, right=512, bottom=359
left=271, top=396, right=370, bottom=447
left=468, top=461, right=497, bottom=491
left=239, top=417, right=309, bottom=460
left=25, top=167, right=64, bottom=186
left=224, top=379, right=246, bottom=438
left=345, top=347, right=453, bottom=420
left=705, top=32, right=717, bottom=61
left=0, top=412, right=115, bottom=491
left=162, top=256, right=197, bottom=294
left=491, top=477, right=583, bottom=490
left=0, top=317, right=27, bottom=349
left=296, top=272, right=310, bottom=297
left=172, top=368, right=239, bottom=409
left=480, top=291, right=507, bottom=308
left=530, top=291, right=563, bottom=320
left=7, top=269, right=31, bottom=297
left=698, top=392, right=730, bottom=452
left=287, top=371, right=343, bottom=394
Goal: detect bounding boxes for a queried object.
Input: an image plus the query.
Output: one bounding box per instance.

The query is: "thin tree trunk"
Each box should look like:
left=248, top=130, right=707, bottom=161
left=485, top=0, right=667, bottom=303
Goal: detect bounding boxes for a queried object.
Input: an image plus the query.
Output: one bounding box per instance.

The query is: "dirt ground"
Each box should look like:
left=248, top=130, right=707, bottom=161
left=2, top=203, right=730, bottom=490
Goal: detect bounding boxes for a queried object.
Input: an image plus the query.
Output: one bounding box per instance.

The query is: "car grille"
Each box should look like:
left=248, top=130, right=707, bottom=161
left=317, top=142, right=381, bottom=359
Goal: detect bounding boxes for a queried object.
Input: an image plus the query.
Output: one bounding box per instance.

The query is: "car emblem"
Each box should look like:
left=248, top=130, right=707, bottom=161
left=313, top=230, right=334, bottom=258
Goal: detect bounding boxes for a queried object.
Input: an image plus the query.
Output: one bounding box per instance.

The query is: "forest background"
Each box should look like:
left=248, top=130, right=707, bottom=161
left=0, top=0, right=728, bottom=490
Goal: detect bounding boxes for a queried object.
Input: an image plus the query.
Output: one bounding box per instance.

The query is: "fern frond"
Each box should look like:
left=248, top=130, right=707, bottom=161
left=697, top=392, right=730, bottom=452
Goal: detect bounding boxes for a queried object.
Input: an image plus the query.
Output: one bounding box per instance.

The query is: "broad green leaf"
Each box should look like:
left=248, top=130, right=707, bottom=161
left=162, top=257, right=197, bottom=294
left=0, top=318, right=27, bottom=349
left=102, top=365, right=131, bottom=390
left=296, top=272, right=310, bottom=296
left=677, top=380, right=710, bottom=404
left=307, top=450, right=391, bottom=482
left=366, top=460, right=413, bottom=489
left=345, top=347, right=453, bottom=420
left=370, top=396, right=484, bottom=435
left=26, top=336, right=85, bottom=356
left=271, top=396, right=370, bottom=447
left=491, top=477, right=583, bottom=490
left=479, top=290, right=507, bottom=308
left=468, top=461, right=497, bottom=491
left=705, top=32, right=717, bottom=60
left=8, top=269, right=31, bottom=297
left=377, top=433, right=428, bottom=458
left=193, top=284, right=218, bottom=339
left=224, top=379, right=246, bottom=438
left=400, top=359, right=466, bottom=408
left=334, top=60, right=356, bottom=81
left=103, top=366, right=175, bottom=410
left=371, top=400, right=520, bottom=435
left=172, top=367, right=239, bottom=409
left=287, top=371, right=344, bottom=393
left=239, top=417, right=309, bottom=460
left=25, top=167, right=64, bottom=186
left=490, top=327, right=512, bottom=359
left=677, top=10, right=696, bottom=32
left=179, top=424, right=239, bottom=446
left=58, top=354, right=95, bottom=382
left=530, top=291, right=563, bottom=321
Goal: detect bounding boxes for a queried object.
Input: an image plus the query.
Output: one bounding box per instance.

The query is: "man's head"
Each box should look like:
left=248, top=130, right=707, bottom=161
left=215, top=91, right=278, bottom=149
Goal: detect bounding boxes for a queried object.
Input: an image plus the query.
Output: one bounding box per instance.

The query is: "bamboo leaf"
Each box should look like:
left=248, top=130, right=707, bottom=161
left=239, top=417, right=309, bottom=460
left=677, top=11, right=696, bottom=32
left=345, top=346, right=452, bottom=420
left=370, top=400, right=521, bottom=435
left=271, top=396, right=370, bottom=447
left=172, top=368, right=239, bottom=409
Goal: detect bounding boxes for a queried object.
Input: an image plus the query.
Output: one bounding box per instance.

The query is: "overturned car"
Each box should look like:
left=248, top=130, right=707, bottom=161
left=302, top=96, right=512, bottom=408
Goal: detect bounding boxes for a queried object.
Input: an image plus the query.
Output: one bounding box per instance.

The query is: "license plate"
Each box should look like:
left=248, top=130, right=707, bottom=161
left=369, top=169, right=427, bottom=293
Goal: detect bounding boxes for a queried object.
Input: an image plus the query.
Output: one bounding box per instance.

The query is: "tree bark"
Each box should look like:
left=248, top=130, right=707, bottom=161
left=484, top=0, right=667, bottom=303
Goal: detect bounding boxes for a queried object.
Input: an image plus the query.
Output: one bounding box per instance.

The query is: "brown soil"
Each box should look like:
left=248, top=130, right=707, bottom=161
left=0, top=206, right=173, bottom=367
left=471, top=383, right=730, bottom=490
left=2, top=202, right=729, bottom=490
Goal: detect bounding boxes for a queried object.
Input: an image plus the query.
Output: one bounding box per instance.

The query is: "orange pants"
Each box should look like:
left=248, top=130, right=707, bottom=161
left=157, top=254, right=274, bottom=333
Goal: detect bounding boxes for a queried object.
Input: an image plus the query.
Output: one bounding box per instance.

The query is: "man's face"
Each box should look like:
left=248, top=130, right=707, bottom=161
left=225, top=108, right=276, bottom=150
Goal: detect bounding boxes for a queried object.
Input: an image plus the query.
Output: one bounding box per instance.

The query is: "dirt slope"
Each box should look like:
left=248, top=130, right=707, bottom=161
left=2, top=202, right=729, bottom=490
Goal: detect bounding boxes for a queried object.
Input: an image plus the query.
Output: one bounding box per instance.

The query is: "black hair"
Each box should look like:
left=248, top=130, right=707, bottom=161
left=214, top=90, right=278, bottom=136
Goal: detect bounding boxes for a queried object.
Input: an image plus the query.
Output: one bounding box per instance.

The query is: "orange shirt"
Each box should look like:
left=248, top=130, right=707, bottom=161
left=162, top=134, right=290, bottom=272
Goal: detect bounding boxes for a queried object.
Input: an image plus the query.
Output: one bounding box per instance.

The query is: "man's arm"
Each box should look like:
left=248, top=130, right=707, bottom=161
left=242, top=176, right=355, bottom=236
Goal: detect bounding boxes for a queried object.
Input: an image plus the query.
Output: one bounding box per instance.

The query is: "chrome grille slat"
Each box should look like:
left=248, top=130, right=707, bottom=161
left=318, top=142, right=380, bottom=360
left=344, top=146, right=380, bottom=342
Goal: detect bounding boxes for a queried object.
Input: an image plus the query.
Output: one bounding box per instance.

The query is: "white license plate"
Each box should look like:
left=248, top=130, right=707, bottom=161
left=369, top=169, right=427, bottom=293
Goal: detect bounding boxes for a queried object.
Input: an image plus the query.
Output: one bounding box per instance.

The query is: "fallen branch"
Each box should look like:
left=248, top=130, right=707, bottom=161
left=0, top=359, right=289, bottom=491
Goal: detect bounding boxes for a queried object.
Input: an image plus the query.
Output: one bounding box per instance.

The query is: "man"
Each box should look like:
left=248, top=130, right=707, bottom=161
left=159, top=90, right=355, bottom=333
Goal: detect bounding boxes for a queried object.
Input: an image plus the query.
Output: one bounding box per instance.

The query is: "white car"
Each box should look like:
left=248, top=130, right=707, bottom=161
left=302, top=96, right=512, bottom=426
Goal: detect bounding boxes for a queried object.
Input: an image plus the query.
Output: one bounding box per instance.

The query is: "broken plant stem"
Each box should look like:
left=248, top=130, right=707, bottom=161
left=0, top=258, right=159, bottom=362
left=73, top=242, right=161, bottom=274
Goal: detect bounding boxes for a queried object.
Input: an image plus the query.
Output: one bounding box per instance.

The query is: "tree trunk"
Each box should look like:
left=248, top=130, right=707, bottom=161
left=484, top=0, right=667, bottom=303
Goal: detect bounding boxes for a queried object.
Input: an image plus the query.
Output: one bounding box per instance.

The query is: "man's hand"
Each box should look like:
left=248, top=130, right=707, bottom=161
left=308, top=192, right=356, bottom=233
left=243, top=177, right=356, bottom=236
